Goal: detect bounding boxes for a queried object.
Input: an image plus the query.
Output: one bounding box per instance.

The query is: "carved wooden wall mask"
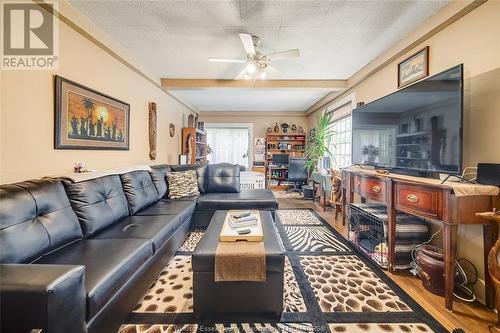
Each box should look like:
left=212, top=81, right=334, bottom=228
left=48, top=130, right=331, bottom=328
left=169, top=123, right=175, bottom=137
left=148, top=102, right=157, bottom=160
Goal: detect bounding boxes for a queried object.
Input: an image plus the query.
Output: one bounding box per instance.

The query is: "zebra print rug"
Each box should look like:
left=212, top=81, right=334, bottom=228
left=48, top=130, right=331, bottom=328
left=284, top=226, right=351, bottom=252
left=119, top=209, right=446, bottom=333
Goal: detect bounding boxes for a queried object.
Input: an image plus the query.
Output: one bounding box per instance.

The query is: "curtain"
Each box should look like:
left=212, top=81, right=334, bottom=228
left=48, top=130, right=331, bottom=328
left=206, top=127, right=249, bottom=168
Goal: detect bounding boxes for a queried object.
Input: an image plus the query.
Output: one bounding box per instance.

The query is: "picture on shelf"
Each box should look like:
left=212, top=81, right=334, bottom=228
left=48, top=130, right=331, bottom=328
left=254, top=138, right=265, bottom=162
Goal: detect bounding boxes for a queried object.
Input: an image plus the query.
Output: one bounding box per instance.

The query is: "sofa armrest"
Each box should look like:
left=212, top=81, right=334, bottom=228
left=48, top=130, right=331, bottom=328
left=0, top=264, right=86, bottom=333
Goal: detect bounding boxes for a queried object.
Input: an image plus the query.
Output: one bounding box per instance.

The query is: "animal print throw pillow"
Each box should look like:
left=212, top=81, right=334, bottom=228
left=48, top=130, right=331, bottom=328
left=167, top=170, right=200, bottom=199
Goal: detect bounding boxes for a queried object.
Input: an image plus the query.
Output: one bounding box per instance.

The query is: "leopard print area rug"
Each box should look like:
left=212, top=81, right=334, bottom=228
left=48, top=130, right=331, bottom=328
left=120, top=209, right=447, bottom=333
left=132, top=255, right=306, bottom=314
left=277, top=209, right=322, bottom=225
left=300, top=255, right=410, bottom=312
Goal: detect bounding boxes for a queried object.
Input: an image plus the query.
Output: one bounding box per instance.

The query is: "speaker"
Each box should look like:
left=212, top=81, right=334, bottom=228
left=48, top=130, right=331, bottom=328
left=477, top=163, right=500, bottom=186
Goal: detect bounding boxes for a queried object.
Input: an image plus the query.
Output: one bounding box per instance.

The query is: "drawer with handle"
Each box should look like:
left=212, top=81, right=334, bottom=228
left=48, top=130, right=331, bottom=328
left=353, top=176, right=387, bottom=202
left=395, top=183, right=443, bottom=219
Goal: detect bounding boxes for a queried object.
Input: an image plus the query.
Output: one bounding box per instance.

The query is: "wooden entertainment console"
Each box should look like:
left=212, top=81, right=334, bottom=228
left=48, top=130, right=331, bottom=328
left=342, top=167, right=500, bottom=311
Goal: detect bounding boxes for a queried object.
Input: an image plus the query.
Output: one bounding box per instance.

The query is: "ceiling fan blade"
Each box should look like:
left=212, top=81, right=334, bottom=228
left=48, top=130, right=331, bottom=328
left=266, top=49, right=300, bottom=61
left=239, top=33, right=256, bottom=55
left=208, top=58, right=246, bottom=63
left=236, top=67, right=250, bottom=80
left=266, top=65, right=282, bottom=75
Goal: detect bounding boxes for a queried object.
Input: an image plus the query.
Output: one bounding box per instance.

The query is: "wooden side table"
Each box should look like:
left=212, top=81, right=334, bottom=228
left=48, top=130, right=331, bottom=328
left=342, top=167, right=499, bottom=311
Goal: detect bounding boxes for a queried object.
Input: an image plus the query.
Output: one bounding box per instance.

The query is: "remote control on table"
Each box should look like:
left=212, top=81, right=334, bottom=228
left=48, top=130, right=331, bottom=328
left=232, top=211, right=251, bottom=219
left=237, top=228, right=251, bottom=235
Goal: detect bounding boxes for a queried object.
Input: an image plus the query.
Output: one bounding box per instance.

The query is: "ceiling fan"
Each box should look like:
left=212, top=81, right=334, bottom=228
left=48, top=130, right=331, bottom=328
left=208, top=33, right=300, bottom=80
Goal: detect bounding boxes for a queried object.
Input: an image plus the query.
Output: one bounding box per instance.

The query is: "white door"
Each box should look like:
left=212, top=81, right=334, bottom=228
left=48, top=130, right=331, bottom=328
left=206, top=124, right=250, bottom=169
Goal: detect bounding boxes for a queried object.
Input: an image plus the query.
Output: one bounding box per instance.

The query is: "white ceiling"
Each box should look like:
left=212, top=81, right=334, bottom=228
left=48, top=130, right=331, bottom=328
left=168, top=88, right=333, bottom=112
left=68, top=0, right=449, bottom=112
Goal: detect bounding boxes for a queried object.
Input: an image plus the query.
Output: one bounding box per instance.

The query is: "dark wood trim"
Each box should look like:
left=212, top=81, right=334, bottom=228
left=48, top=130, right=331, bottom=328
left=387, top=178, right=396, bottom=273
left=443, top=223, right=458, bottom=311
left=484, top=222, right=499, bottom=309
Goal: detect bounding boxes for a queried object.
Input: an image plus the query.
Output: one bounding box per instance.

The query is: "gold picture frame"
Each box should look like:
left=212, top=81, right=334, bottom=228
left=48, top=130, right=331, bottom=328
left=398, top=46, right=429, bottom=88
left=54, top=75, right=130, bottom=150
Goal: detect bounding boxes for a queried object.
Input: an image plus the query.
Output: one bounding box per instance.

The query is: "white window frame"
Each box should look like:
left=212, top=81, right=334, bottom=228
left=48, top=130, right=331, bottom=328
left=324, top=93, right=356, bottom=169
left=204, top=123, right=253, bottom=168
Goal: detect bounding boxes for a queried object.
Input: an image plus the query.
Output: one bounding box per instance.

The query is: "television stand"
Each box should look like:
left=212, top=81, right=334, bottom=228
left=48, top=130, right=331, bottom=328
left=342, top=167, right=499, bottom=311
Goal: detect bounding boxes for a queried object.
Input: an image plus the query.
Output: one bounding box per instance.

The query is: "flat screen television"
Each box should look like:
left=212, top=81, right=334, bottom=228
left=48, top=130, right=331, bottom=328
left=352, top=64, right=463, bottom=176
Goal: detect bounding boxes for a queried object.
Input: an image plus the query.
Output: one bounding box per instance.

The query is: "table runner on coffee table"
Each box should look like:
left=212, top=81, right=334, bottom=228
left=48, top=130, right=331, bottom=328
left=215, top=211, right=266, bottom=282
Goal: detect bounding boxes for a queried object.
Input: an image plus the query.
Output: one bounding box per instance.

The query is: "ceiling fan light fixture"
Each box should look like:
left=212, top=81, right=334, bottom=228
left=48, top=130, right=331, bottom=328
left=246, top=63, right=256, bottom=74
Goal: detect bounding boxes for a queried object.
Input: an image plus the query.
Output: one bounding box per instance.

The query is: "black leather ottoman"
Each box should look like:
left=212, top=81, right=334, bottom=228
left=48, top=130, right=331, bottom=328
left=192, top=210, right=284, bottom=317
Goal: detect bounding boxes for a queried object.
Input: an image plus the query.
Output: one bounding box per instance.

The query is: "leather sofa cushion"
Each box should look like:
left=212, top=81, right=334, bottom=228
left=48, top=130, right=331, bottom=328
left=34, top=238, right=152, bottom=320
left=196, top=189, right=278, bottom=211
left=63, top=175, right=129, bottom=238
left=193, top=211, right=283, bottom=273
left=135, top=199, right=196, bottom=222
left=120, top=171, right=159, bottom=215
left=0, top=179, right=82, bottom=264
left=170, top=164, right=207, bottom=193
left=206, top=163, right=240, bottom=193
left=94, top=215, right=184, bottom=253
left=150, top=165, right=172, bottom=199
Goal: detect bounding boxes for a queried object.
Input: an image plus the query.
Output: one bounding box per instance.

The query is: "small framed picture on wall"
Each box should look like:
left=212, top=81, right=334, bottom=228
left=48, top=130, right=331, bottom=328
left=398, top=46, right=429, bottom=88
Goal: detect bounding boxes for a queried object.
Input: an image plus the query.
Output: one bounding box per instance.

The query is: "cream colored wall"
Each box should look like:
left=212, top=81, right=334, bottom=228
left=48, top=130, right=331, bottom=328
left=0, top=3, right=192, bottom=183
left=307, top=1, right=500, bottom=303
left=199, top=112, right=308, bottom=163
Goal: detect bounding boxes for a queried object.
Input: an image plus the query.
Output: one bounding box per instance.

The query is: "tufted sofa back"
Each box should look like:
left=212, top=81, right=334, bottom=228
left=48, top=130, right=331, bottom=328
left=120, top=170, right=159, bottom=214
left=63, top=175, right=130, bottom=238
left=205, top=163, right=240, bottom=193
left=0, top=179, right=83, bottom=263
left=150, top=164, right=172, bottom=199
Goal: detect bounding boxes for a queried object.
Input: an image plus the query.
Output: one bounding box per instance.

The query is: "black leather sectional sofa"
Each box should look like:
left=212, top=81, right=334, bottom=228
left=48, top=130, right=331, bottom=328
left=0, top=163, right=278, bottom=333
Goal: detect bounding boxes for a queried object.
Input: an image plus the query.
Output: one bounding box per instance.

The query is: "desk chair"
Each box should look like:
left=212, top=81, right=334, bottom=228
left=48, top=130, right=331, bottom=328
left=286, top=157, right=308, bottom=193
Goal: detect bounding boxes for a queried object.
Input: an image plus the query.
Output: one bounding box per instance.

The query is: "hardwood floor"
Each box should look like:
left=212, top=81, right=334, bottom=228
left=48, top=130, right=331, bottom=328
left=278, top=196, right=498, bottom=333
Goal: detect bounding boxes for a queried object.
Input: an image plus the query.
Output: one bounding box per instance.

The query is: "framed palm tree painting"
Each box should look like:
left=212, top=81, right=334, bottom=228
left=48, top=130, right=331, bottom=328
left=54, top=75, right=130, bottom=150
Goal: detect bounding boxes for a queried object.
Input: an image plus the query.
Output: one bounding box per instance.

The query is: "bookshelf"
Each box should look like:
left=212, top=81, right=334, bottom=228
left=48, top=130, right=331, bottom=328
left=182, top=127, right=207, bottom=165
left=265, top=132, right=306, bottom=189
left=395, top=129, right=445, bottom=170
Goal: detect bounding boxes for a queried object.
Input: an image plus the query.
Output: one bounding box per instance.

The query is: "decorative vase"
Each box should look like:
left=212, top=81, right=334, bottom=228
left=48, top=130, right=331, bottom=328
left=298, top=126, right=304, bottom=133
left=267, top=127, right=272, bottom=133
left=274, top=123, right=279, bottom=133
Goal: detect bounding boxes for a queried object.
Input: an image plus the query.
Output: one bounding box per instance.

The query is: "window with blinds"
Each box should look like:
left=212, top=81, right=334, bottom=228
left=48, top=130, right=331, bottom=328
left=327, top=102, right=353, bottom=169
left=206, top=125, right=250, bottom=169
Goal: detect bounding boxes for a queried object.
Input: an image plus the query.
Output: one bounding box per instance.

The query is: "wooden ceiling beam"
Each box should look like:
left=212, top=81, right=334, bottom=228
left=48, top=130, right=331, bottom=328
left=161, top=79, right=347, bottom=90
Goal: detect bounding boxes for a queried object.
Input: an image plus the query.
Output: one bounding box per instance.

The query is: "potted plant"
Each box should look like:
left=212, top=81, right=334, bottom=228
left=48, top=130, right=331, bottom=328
left=305, top=112, right=335, bottom=176
left=206, top=144, right=213, bottom=163
left=362, top=144, right=379, bottom=164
